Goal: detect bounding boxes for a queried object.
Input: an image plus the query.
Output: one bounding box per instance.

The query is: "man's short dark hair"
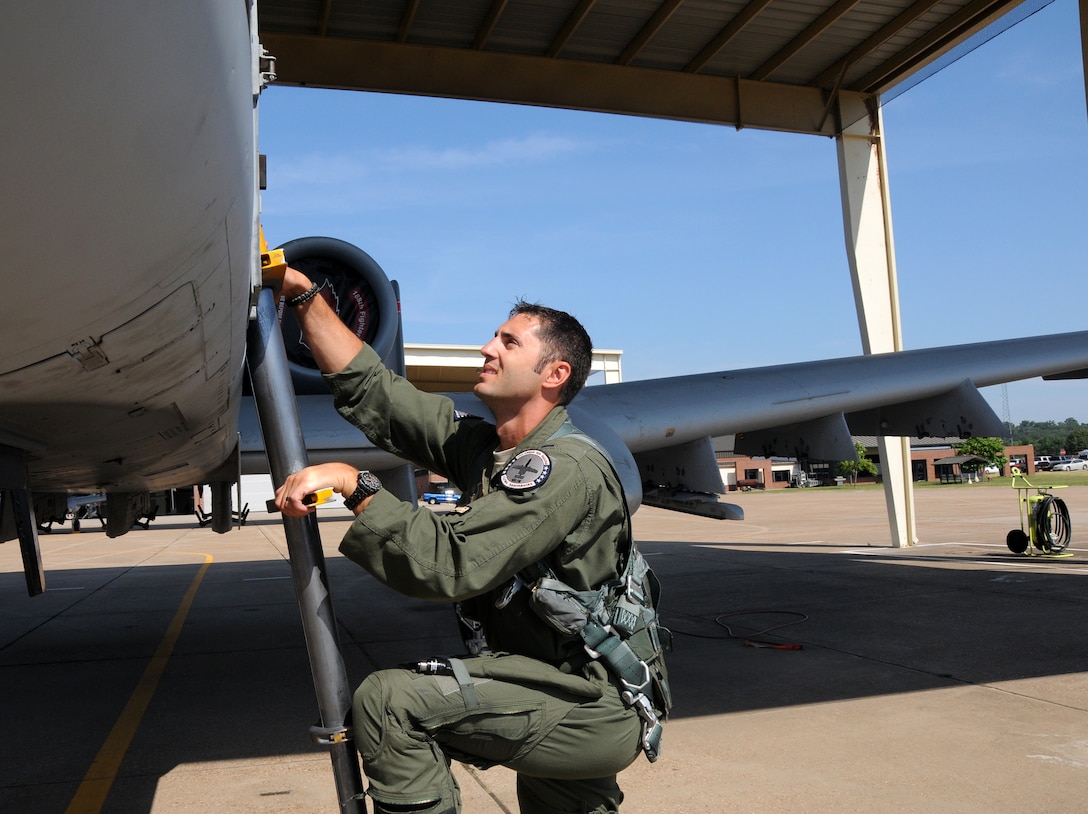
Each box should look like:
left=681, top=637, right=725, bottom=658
left=511, top=300, right=593, bottom=405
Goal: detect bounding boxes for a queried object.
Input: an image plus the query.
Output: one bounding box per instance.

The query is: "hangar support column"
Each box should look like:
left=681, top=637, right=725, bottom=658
left=1081, top=0, right=1088, bottom=111
left=835, top=96, right=918, bottom=548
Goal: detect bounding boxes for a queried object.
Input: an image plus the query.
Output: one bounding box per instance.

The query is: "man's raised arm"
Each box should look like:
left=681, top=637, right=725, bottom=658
left=281, top=266, right=364, bottom=374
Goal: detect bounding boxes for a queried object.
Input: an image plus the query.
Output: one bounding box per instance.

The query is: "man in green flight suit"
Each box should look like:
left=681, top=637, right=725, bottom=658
left=273, top=265, right=658, bottom=814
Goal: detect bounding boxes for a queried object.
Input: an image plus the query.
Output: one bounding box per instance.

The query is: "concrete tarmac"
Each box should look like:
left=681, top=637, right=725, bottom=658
left=4, top=483, right=1088, bottom=813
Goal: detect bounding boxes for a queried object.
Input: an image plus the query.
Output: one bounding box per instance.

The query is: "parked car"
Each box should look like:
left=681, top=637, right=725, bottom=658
left=1052, top=458, right=1088, bottom=471
left=422, top=489, right=461, bottom=504
left=1034, top=456, right=1055, bottom=470
left=984, top=464, right=999, bottom=475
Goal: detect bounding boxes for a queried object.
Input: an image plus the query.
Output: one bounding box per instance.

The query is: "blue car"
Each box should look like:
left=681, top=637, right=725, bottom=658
left=423, top=490, right=461, bottom=504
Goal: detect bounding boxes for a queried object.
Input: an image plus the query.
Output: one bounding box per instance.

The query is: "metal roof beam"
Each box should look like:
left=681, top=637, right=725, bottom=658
left=855, top=0, right=1024, bottom=93
left=809, top=0, right=945, bottom=89
left=317, top=0, right=334, bottom=36
left=687, top=0, right=774, bottom=74
left=548, top=0, right=600, bottom=58
left=749, top=0, right=864, bottom=81
left=618, top=0, right=687, bottom=66
left=474, top=0, right=510, bottom=49
left=397, top=0, right=422, bottom=43
left=262, top=32, right=872, bottom=135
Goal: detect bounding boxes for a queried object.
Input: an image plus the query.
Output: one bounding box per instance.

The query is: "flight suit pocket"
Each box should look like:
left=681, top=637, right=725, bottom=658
left=431, top=707, right=541, bottom=767
left=462, top=653, right=603, bottom=699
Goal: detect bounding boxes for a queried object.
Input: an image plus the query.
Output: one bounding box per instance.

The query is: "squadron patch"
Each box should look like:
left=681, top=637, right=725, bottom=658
left=500, top=449, right=552, bottom=491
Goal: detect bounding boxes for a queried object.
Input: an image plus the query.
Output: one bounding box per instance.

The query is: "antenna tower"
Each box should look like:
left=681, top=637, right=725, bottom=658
left=1001, top=384, right=1013, bottom=444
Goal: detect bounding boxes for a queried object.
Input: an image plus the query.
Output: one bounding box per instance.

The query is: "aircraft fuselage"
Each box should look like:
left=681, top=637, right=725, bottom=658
left=1, top=1, right=261, bottom=493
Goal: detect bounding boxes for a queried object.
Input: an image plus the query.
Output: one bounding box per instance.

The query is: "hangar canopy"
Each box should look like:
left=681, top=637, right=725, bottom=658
left=258, top=0, right=1043, bottom=136
left=255, top=0, right=1083, bottom=549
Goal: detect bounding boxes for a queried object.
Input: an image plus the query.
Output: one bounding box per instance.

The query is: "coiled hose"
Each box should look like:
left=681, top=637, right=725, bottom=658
left=1032, top=494, right=1072, bottom=553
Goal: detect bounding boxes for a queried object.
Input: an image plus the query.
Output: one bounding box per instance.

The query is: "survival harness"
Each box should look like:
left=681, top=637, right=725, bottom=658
left=519, top=423, right=673, bottom=762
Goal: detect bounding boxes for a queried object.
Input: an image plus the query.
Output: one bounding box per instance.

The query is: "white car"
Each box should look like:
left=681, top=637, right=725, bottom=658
left=1052, top=459, right=1088, bottom=471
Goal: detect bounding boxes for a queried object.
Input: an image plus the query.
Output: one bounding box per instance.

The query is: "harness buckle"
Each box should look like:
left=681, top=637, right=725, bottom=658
left=621, top=689, right=662, bottom=763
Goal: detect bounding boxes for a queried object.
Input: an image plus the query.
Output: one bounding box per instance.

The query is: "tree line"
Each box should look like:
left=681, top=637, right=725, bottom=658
left=1005, top=418, right=1088, bottom=458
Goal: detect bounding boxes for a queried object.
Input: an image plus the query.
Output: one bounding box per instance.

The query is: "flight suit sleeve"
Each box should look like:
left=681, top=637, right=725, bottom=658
left=322, top=343, right=493, bottom=486
left=338, top=442, right=622, bottom=602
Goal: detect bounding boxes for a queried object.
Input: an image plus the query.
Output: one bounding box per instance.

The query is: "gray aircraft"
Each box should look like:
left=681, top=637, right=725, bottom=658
left=3, top=1, right=1088, bottom=591
left=237, top=235, right=1088, bottom=525
left=5, top=3, right=1088, bottom=808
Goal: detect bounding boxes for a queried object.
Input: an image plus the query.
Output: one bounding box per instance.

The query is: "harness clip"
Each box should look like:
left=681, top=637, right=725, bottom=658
left=309, top=722, right=352, bottom=747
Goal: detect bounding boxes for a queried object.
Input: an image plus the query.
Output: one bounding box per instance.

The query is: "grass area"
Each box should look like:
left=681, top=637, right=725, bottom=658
left=855, top=471, right=1088, bottom=490
left=730, top=471, right=1088, bottom=495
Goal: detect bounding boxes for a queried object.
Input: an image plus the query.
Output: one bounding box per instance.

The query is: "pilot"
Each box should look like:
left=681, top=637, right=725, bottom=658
left=273, top=266, right=657, bottom=814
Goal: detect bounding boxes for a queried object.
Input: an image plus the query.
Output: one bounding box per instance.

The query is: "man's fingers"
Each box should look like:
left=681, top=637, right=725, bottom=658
left=266, top=488, right=335, bottom=513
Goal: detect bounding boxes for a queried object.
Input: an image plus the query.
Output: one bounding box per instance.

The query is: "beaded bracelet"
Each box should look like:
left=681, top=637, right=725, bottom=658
left=286, top=282, right=320, bottom=307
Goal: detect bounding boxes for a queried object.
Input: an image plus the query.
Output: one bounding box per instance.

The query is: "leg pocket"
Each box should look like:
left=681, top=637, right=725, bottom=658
left=431, top=707, right=541, bottom=766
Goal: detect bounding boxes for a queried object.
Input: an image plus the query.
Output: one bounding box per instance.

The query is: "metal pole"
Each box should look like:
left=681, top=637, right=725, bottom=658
left=246, top=287, right=365, bottom=813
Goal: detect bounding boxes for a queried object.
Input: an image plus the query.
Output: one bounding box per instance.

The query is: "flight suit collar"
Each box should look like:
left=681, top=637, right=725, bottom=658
left=510, top=406, right=570, bottom=455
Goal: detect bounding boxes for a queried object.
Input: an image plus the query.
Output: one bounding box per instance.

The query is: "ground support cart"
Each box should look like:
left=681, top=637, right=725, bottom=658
left=1006, top=476, right=1073, bottom=556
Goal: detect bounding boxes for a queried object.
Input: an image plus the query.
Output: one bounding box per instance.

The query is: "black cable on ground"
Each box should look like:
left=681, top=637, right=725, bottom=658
left=666, top=609, right=808, bottom=650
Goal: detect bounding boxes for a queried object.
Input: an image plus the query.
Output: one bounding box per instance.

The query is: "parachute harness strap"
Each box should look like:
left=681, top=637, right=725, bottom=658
left=580, top=615, right=662, bottom=762
left=541, top=420, right=665, bottom=762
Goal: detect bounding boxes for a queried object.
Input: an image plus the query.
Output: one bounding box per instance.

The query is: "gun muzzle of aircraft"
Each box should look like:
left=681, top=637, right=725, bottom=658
left=275, top=236, right=401, bottom=394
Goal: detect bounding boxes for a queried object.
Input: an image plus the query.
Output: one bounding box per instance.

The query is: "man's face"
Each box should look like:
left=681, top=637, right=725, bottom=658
left=475, top=313, right=547, bottom=409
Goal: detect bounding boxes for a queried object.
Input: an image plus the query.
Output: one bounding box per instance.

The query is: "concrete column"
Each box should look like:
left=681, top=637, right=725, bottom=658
left=835, top=96, right=918, bottom=547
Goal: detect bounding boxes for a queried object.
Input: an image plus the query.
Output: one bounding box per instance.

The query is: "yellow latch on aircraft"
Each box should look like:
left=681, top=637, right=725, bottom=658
left=259, top=226, right=286, bottom=285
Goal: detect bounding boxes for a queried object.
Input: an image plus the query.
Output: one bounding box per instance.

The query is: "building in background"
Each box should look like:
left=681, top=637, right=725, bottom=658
left=714, top=436, right=1035, bottom=491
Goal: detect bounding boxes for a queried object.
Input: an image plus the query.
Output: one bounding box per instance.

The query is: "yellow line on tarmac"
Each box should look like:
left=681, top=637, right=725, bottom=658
left=65, top=554, right=213, bottom=814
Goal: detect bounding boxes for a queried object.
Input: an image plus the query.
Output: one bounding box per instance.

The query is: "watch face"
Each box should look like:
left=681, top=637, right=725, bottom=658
left=345, top=471, right=382, bottom=511
left=359, top=471, right=382, bottom=495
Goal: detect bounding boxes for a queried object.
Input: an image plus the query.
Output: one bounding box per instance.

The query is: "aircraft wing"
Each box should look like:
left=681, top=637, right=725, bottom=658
left=571, top=332, right=1088, bottom=514
left=5, top=2, right=1087, bottom=570
left=239, top=320, right=1088, bottom=519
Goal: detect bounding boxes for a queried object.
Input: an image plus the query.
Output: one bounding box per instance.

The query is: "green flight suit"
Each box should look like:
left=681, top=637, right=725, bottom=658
left=324, top=345, right=644, bottom=813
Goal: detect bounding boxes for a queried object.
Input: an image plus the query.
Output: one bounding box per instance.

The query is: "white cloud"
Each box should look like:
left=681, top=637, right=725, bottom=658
left=277, top=133, right=584, bottom=184
left=379, top=133, right=584, bottom=171
left=275, top=152, right=370, bottom=186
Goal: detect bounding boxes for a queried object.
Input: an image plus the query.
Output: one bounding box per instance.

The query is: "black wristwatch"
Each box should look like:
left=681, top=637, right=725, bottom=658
left=343, top=470, right=382, bottom=511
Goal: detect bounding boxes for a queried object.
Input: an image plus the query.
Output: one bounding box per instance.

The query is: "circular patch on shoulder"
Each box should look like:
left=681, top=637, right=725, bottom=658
left=500, top=449, right=552, bottom=491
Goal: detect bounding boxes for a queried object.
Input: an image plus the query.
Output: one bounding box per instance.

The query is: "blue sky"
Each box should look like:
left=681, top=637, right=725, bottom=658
left=258, top=0, right=1087, bottom=426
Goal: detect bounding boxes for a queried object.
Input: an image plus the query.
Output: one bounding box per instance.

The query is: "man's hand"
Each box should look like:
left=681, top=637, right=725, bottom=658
left=274, top=462, right=361, bottom=517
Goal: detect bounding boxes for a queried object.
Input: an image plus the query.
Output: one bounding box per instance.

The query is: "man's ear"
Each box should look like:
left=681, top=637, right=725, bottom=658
left=542, top=360, right=572, bottom=397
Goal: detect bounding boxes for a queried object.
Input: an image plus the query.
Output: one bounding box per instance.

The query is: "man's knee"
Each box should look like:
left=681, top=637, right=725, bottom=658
left=352, top=670, right=462, bottom=812
left=353, top=671, right=387, bottom=759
